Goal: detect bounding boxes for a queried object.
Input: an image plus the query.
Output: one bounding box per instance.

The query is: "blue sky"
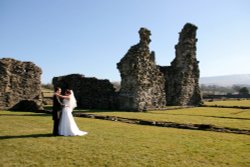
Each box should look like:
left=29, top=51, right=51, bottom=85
left=1, top=0, right=250, bottom=84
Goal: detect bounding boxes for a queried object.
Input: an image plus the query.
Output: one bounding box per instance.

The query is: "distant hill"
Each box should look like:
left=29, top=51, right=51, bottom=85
left=200, top=74, right=250, bottom=86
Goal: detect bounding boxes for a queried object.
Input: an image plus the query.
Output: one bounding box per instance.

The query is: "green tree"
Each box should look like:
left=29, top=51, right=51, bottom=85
left=238, top=87, right=249, bottom=95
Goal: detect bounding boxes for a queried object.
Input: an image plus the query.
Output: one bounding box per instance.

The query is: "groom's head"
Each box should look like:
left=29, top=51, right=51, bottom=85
left=54, top=87, right=61, bottom=94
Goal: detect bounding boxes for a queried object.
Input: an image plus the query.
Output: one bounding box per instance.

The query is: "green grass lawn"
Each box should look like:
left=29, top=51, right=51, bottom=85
left=1, top=110, right=250, bottom=167
left=82, top=107, right=250, bottom=130
left=204, top=99, right=250, bottom=107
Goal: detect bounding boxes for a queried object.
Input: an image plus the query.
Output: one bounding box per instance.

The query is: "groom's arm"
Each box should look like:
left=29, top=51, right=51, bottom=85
left=55, top=94, right=64, bottom=107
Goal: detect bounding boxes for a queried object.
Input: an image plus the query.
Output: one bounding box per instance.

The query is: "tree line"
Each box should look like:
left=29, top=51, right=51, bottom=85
left=200, top=84, right=250, bottom=95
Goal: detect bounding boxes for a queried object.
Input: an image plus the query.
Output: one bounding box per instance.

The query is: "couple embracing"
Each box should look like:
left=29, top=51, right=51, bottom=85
left=52, top=87, right=88, bottom=136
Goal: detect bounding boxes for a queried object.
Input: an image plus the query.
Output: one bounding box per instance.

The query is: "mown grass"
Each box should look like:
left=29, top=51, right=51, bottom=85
left=1, top=110, right=250, bottom=167
left=204, top=99, right=250, bottom=107
left=83, top=107, right=250, bottom=130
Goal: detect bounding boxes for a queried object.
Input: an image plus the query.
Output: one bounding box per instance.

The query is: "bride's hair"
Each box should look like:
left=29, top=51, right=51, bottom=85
left=65, top=89, right=72, bottom=95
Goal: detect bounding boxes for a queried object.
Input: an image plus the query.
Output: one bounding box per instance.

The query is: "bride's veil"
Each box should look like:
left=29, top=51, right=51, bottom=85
left=69, top=90, right=77, bottom=109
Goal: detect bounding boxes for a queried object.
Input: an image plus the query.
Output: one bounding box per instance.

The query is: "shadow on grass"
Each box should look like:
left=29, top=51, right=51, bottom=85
left=0, top=133, right=55, bottom=140
left=0, top=113, right=51, bottom=117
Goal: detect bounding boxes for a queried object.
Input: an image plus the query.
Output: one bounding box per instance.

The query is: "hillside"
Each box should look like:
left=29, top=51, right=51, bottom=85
left=200, top=74, right=250, bottom=86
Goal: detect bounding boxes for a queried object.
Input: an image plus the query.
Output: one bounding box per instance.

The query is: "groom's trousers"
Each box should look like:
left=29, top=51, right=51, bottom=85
left=53, top=111, right=61, bottom=136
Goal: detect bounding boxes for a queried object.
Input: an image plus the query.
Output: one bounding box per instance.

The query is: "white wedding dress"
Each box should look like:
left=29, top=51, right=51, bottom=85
left=58, top=91, right=88, bottom=136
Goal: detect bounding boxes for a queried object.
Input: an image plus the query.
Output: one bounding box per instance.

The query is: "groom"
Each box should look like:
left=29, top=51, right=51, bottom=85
left=52, top=87, right=63, bottom=136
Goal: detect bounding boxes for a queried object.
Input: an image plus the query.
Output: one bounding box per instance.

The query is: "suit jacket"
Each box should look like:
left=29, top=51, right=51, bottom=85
left=52, top=94, right=62, bottom=120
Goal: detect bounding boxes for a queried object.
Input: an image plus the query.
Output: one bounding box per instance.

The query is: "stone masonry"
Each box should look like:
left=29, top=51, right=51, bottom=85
left=0, top=58, right=43, bottom=111
left=53, top=74, right=116, bottom=109
left=117, top=28, right=166, bottom=111
left=160, top=23, right=202, bottom=105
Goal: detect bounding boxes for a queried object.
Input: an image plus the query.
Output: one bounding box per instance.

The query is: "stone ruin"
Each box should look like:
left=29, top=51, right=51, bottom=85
left=53, top=23, right=202, bottom=111
left=0, top=23, right=202, bottom=112
left=117, top=28, right=166, bottom=111
left=160, top=23, right=202, bottom=106
left=117, top=23, right=202, bottom=110
left=52, top=74, right=116, bottom=109
left=0, top=58, right=43, bottom=111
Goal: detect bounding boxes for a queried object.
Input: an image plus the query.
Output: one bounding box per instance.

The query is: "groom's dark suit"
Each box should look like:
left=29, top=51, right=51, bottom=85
left=52, top=94, right=62, bottom=136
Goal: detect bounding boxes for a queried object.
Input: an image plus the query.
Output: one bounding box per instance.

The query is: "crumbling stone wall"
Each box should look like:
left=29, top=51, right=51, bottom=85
left=52, top=74, right=116, bottom=109
left=161, top=23, right=202, bottom=106
left=117, top=28, right=166, bottom=111
left=0, top=58, right=43, bottom=111
left=117, top=23, right=202, bottom=109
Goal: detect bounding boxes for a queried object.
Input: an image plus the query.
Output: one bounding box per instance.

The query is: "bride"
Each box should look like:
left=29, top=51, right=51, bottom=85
left=56, top=89, right=88, bottom=136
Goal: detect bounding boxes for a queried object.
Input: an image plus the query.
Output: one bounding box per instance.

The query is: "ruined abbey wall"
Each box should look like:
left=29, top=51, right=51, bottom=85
left=117, top=28, right=166, bottom=111
left=52, top=74, right=116, bottom=109
left=0, top=23, right=202, bottom=112
left=118, top=23, right=202, bottom=110
left=160, top=23, right=202, bottom=106
left=0, top=58, right=43, bottom=111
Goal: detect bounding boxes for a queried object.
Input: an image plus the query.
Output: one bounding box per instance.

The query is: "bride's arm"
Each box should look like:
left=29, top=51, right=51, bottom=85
left=55, top=93, right=70, bottom=99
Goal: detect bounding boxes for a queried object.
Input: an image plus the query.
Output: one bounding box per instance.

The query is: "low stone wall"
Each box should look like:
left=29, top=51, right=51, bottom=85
left=53, top=74, right=117, bottom=109
left=42, top=97, right=53, bottom=105
left=72, top=112, right=250, bottom=135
